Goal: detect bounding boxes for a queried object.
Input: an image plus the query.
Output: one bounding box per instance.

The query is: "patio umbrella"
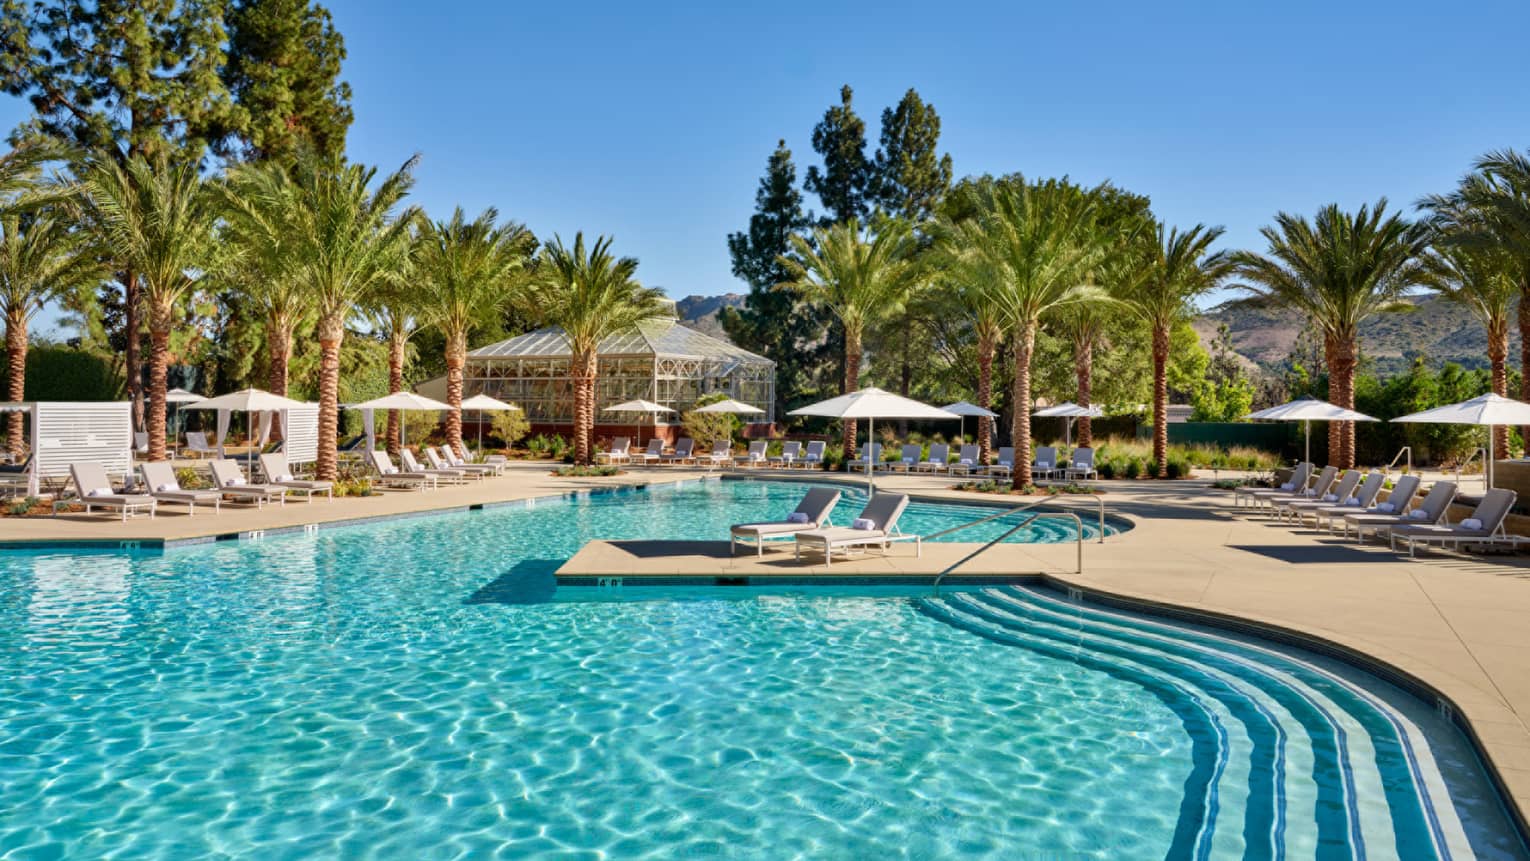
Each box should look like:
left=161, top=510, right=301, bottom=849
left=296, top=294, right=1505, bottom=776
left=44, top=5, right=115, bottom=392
left=1033, top=401, right=1104, bottom=448
left=187, top=388, right=310, bottom=459
left=163, top=387, right=204, bottom=447
left=1391, top=393, right=1530, bottom=489
left=348, top=391, right=452, bottom=448
left=694, top=398, right=764, bottom=415
left=940, top=400, right=998, bottom=446
left=1244, top=396, right=1377, bottom=466
left=604, top=399, right=675, bottom=447
left=460, top=393, right=519, bottom=453
left=790, top=387, right=959, bottom=497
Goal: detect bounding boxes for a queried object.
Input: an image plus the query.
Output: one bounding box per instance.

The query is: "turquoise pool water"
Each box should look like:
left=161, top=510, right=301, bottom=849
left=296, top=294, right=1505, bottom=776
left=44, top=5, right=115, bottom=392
left=0, top=478, right=1524, bottom=859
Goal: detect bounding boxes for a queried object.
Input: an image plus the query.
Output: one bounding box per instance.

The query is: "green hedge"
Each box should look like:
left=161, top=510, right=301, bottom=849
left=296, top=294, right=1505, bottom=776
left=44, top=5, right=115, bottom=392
left=11, top=346, right=123, bottom=401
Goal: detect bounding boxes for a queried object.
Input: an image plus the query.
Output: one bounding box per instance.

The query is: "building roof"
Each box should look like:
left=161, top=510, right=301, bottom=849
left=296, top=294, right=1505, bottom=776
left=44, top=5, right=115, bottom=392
left=467, top=318, right=772, bottom=365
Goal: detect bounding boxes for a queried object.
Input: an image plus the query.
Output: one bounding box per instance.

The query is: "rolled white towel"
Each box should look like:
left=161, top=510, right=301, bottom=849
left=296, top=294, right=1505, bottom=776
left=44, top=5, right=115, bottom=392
left=1073, top=461, right=1088, bottom=470
left=224, top=477, right=245, bottom=487
left=1344, top=496, right=1361, bottom=506
left=87, top=487, right=114, bottom=497
left=1321, top=493, right=1338, bottom=502
left=383, top=467, right=398, bottom=475
left=1279, top=482, right=1295, bottom=491
left=154, top=482, right=178, bottom=493
left=1036, top=461, right=1051, bottom=470
left=1376, top=502, right=1395, bottom=513
left=1461, top=518, right=1484, bottom=530
left=276, top=473, right=294, bottom=483
left=786, top=512, right=810, bottom=524
left=851, top=518, right=876, bottom=531
left=1408, top=509, right=1431, bottom=520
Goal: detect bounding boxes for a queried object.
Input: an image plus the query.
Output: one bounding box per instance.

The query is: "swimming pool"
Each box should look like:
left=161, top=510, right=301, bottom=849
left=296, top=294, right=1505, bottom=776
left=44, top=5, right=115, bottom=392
left=0, top=478, right=1524, bottom=858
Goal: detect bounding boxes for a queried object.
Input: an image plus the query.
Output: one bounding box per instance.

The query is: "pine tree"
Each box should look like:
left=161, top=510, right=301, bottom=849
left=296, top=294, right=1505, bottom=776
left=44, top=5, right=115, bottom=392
left=1, top=0, right=239, bottom=430
left=871, top=88, right=953, bottom=223
left=217, top=0, right=353, bottom=162
left=804, top=85, right=872, bottom=225
left=721, top=140, right=827, bottom=419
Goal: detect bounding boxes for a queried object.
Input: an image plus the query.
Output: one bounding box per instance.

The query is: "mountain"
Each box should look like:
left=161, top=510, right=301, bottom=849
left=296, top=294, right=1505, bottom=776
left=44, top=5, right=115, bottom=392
left=674, top=293, right=746, bottom=339
left=1194, top=296, right=1514, bottom=378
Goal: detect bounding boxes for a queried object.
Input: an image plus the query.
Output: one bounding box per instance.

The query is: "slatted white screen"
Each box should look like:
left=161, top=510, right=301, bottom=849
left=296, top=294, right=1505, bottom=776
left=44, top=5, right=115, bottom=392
left=283, top=404, right=319, bottom=465
left=32, top=401, right=133, bottom=487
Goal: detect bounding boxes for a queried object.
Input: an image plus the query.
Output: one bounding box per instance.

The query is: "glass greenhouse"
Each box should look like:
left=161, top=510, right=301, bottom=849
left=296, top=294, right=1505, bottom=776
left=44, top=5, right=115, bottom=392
left=458, top=317, right=776, bottom=428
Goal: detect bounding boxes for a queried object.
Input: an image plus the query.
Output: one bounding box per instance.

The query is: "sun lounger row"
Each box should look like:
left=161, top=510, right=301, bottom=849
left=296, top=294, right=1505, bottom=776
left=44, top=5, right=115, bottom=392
left=728, top=488, right=917, bottom=565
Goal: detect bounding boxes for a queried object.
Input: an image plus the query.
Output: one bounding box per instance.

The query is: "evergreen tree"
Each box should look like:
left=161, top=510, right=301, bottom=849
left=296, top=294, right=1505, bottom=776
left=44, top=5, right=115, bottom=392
left=870, top=88, right=953, bottom=223
left=721, top=140, right=825, bottom=418
left=804, top=85, right=872, bottom=225
left=217, top=0, right=353, bottom=163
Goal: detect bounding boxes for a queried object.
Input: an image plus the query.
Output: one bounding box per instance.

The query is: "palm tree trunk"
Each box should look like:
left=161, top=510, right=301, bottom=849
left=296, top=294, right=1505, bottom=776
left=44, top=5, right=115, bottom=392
left=1011, top=320, right=1037, bottom=490
left=1519, top=280, right=1530, bottom=450
left=1328, top=331, right=1357, bottom=469
left=5, top=309, right=26, bottom=457
left=385, top=328, right=406, bottom=456
left=266, top=315, right=292, bottom=397
left=571, top=348, right=596, bottom=465
left=976, top=328, right=995, bottom=464
left=1075, top=335, right=1094, bottom=449
left=146, top=304, right=173, bottom=463
left=1152, top=322, right=1170, bottom=478
left=445, top=328, right=467, bottom=451
left=125, top=271, right=143, bottom=432
left=897, top=323, right=911, bottom=437
left=315, top=314, right=344, bottom=481
left=1489, top=317, right=1510, bottom=459
left=842, top=328, right=862, bottom=462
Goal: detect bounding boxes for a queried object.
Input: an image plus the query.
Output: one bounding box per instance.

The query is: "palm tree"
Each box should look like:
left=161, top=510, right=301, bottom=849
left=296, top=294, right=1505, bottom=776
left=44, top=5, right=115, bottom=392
left=955, top=280, right=1004, bottom=462
left=217, top=162, right=311, bottom=396
left=416, top=207, right=535, bottom=450
left=522, top=233, right=665, bottom=465
left=1232, top=201, right=1426, bottom=468
left=934, top=177, right=1108, bottom=488
left=1053, top=300, right=1112, bottom=448
left=80, top=152, right=218, bottom=462
left=360, top=271, right=427, bottom=456
left=1418, top=242, right=1518, bottom=457
left=777, top=218, right=919, bottom=459
left=0, top=211, right=101, bottom=455
left=1120, top=224, right=1232, bottom=476
left=270, top=152, right=419, bottom=480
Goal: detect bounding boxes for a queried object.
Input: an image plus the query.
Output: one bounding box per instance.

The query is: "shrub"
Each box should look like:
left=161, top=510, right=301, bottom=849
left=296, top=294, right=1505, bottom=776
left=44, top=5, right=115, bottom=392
left=1122, top=457, right=1142, bottom=479
left=334, top=477, right=375, bottom=497
left=553, top=464, right=621, bottom=477
left=1165, top=455, right=1191, bottom=479
left=402, top=410, right=441, bottom=447
left=6, top=495, right=42, bottom=516
left=489, top=409, right=530, bottom=450
left=526, top=433, right=568, bottom=459
left=175, top=466, right=211, bottom=490
left=681, top=393, right=738, bottom=450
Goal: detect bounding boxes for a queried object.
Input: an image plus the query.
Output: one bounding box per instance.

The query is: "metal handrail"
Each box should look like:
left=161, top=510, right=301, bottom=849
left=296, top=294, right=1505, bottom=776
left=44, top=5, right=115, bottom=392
left=1385, top=446, right=1412, bottom=475
left=921, top=498, right=1053, bottom=542
left=1455, top=447, right=1488, bottom=489
left=932, top=512, right=1083, bottom=595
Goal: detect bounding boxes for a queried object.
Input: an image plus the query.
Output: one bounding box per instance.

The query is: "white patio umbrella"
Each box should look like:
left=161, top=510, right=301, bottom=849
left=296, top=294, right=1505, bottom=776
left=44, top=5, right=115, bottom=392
left=604, top=398, right=675, bottom=447
left=694, top=398, right=765, bottom=415
left=163, top=387, right=204, bottom=446
left=187, top=388, right=310, bottom=458
left=1033, top=401, right=1105, bottom=448
left=1245, top=395, right=1377, bottom=466
left=1391, top=393, right=1530, bottom=489
left=790, top=387, right=959, bottom=496
left=348, top=391, right=452, bottom=448
left=941, top=400, right=998, bottom=446
left=460, top=393, right=519, bottom=453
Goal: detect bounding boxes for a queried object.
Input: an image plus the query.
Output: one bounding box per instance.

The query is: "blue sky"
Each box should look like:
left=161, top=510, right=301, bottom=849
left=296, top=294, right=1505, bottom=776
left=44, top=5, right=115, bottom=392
left=6, top=0, right=1530, bottom=335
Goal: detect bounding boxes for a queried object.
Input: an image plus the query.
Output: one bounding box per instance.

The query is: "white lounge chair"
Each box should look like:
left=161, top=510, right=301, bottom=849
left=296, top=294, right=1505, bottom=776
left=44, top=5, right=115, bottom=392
left=634, top=439, right=665, bottom=465
left=1390, top=488, right=1518, bottom=557
left=795, top=492, right=915, bottom=566
left=735, top=440, right=768, bottom=468
left=846, top=442, right=882, bottom=472
left=1308, top=472, right=1387, bottom=530
left=701, top=440, right=733, bottom=468
left=730, top=487, right=842, bottom=556
left=1248, top=465, right=1336, bottom=514
left=798, top=440, right=826, bottom=470
left=401, top=448, right=470, bottom=484
left=916, top=444, right=950, bottom=473
left=1342, top=480, right=1456, bottom=544
left=1327, top=474, right=1421, bottom=537
left=949, top=445, right=981, bottom=476
left=660, top=438, right=696, bottom=465
left=70, top=462, right=155, bottom=520
left=983, top=447, right=1016, bottom=477
left=369, top=451, right=437, bottom=490
left=1274, top=469, right=1362, bottom=523
left=1234, top=462, right=1313, bottom=508
left=139, top=461, right=221, bottom=515
left=259, top=452, right=334, bottom=501
left=430, top=446, right=494, bottom=478
left=596, top=437, right=631, bottom=464
left=770, top=441, right=802, bottom=468
left=449, top=442, right=507, bottom=475
left=1031, top=446, right=1059, bottom=480
left=134, top=431, right=149, bottom=456
left=888, top=444, right=922, bottom=473
left=1064, top=447, right=1096, bottom=481
left=209, top=459, right=288, bottom=508
left=184, top=431, right=219, bottom=459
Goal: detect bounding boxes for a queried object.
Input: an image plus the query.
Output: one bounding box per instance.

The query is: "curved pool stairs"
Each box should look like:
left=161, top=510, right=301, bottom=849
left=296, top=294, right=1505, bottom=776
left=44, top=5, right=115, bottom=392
left=919, top=585, right=1524, bottom=860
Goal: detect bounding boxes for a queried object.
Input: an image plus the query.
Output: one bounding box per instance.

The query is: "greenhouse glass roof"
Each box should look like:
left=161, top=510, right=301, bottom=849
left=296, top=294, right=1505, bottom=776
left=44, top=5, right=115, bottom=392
left=467, top=318, right=771, bottom=365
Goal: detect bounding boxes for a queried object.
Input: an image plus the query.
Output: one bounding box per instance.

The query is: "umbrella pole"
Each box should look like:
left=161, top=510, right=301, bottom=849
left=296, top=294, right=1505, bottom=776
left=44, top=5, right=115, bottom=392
left=1304, top=420, right=1310, bottom=466
left=477, top=409, right=483, bottom=453
left=867, top=416, right=875, bottom=499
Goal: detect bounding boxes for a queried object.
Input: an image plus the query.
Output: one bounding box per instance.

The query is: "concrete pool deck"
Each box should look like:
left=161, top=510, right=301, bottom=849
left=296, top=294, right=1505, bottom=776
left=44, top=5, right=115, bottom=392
left=3, top=462, right=1529, bottom=829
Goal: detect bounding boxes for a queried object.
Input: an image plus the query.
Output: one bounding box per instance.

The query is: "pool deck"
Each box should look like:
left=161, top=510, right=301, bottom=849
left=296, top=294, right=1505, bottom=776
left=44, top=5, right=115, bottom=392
left=4, top=463, right=1530, bottom=829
